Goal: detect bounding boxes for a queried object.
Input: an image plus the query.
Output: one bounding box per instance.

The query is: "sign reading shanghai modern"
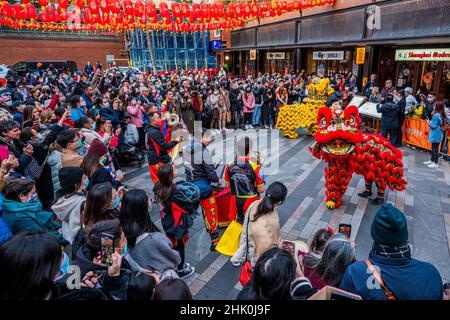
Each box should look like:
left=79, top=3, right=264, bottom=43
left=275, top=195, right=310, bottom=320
left=395, top=49, right=450, bottom=61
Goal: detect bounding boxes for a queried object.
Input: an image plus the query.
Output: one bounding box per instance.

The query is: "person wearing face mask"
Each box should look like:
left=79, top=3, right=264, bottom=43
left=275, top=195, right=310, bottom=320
left=1, top=176, right=68, bottom=246
left=145, top=112, right=183, bottom=184
left=78, top=116, right=103, bottom=149
left=81, top=139, right=123, bottom=190
left=243, top=86, right=255, bottom=130
left=69, top=95, right=87, bottom=122
left=52, top=167, right=87, bottom=244
left=58, top=129, right=84, bottom=167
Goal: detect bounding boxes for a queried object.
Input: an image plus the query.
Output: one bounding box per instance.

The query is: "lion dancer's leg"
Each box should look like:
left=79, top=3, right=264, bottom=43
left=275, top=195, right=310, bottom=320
left=325, top=161, right=348, bottom=210
left=199, top=192, right=220, bottom=251
left=358, top=180, right=385, bottom=205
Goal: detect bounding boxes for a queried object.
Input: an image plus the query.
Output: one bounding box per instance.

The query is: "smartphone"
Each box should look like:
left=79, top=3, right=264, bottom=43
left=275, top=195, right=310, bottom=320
left=339, top=224, right=352, bottom=238
left=282, top=240, right=296, bottom=257
left=331, top=291, right=362, bottom=301
left=0, top=146, right=9, bottom=162
left=100, top=232, right=114, bottom=266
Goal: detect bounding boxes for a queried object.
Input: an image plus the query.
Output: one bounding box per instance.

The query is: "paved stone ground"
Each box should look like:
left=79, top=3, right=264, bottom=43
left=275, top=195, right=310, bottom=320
left=123, top=129, right=450, bottom=300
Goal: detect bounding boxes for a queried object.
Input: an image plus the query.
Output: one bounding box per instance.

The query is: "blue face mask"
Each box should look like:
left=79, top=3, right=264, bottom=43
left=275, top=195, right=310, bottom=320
left=131, top=100, right=137, bottom=105
left=26, top=193, right=39, bottom=203
left=104, top=102, right=110, bottom=108
left=113, top=195, right=120, bottom=209
left=54, top=252, right=70, bottom=282
left=122, top=242, right=128, bottom=257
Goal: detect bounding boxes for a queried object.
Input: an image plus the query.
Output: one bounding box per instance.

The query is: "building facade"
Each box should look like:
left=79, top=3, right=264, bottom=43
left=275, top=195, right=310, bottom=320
left=0, top=26, right=127, bottom=69
left=222, top=0, right=450, bottom=99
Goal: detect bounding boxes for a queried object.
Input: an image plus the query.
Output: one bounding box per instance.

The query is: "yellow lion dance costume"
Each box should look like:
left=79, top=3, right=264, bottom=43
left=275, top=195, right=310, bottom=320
left=276, top=77, right=334, bottom=139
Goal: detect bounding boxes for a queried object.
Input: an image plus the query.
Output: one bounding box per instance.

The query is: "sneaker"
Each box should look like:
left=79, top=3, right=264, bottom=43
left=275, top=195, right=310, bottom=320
left=358, top=191, right=372, bottom=198
left=428, top=163, right=439, bottom=168
left=264, top=125, right=269, bottom=129
left=177, top=265, right=195, bottom=279
left=371, top=198, right=384, bottom=205
left=248, top=124, right=254, bottom=129
left=231, top=260, right=241, bottom=267
left=423, top=160, right=433, bottom=165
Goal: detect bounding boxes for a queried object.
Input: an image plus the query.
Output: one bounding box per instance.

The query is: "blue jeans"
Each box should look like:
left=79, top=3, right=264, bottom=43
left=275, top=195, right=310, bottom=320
left=193, top=180, right=213, bottom=200
left=252, top=104, right=261, bottom=126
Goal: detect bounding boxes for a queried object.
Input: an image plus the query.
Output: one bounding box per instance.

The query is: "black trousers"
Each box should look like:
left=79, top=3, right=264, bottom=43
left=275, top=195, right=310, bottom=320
left=431, top=142, right=440, bottom=164
left=137, top=126, right=145, bottom=150
left=381, top=127, right=398, bottom=146
left=174, top=240, right=185, bottom=270
left=261, top=102, right=271, bottom=126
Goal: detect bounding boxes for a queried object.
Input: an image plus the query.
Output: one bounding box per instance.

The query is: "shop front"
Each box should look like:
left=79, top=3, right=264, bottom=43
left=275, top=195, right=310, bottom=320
left=376, top=47, right=450, bottom=100
left=261, top=50, right=294, bottom=75
left=306, top=49, right=356, bottom=78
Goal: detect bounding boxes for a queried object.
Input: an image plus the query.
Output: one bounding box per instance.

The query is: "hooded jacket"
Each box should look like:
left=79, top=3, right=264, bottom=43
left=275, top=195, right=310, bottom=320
left=52, top=193, right=86, bottom=244
left=339, top=251, right=443, bottom=300
left=377, top=102, right=400, bottom=130
left=47, top=149, right=62, bottom=193
left=1, top=199, right=68, bottom=246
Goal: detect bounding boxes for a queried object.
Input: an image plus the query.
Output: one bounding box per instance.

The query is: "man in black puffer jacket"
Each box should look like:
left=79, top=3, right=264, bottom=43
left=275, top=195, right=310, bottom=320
left=377, top=94, right=400, bottom=146
left=183, top=131, right=220, bottom=251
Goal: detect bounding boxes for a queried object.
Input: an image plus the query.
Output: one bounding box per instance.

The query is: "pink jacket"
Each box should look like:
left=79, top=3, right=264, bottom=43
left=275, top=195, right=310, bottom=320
left=127, top=104, right=144, bottom=128
left=243, top=93, right=255, bottom=113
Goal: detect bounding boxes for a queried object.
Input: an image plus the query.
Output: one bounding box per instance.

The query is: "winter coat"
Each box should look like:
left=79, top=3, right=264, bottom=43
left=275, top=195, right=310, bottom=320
left=428, top=113, right=444, bottom=144
left=47, top=149, right=62, bottom=194
left=145, top=124, right=178, bottom=165
left=243, top=93, right=255, bottom=113
left=229, top=89, right=242, bottom=112
left=183, top=139, right=219, bottom=184
left=0, top=215, right=12, bottom=246
left=127, top=104, right=144, bottom=128
left=125, top=232, right=181, bottom=273
left=52, top=193, right=86, bottom=244
left=61, top=149, right=84, bottom=167
left=80, top=128, right=103, bottom=149
left=220, top=89, right=231, bottom=110
left=339, top=251, right=443, bottom=300
left=377, top=102, right=400, bottom=130
left=1, top=199, right=68, bottom=246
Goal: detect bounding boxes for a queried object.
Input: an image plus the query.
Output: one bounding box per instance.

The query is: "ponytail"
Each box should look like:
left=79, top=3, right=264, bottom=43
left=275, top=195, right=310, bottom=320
left=154, top=164, right=174, bottom=203
left=252, top=182, right=287, bottom=222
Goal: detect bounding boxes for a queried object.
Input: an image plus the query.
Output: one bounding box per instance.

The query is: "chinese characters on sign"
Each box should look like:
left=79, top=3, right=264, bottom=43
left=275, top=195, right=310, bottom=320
left=395, top=49, right=450, bottom=61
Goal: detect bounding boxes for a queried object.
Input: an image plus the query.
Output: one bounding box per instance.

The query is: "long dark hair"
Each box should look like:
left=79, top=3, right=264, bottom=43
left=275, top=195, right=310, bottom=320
left=435, top=101, right=446, bottom=125
left=252, top=247, right=296, bottom=300
left=3, top=177, right=35, bottom=201
left=127, top=271, right=158, bottom=300
left=82, top=182, right=115, bottom=228
left=0, top=230, right=62, bottom=300
left=81, top=152, right=103, bottom=179
left=152, top=278, right=193, bottom=300
left=252, top=182, right=287, bottom=222
left=154, top=164, right=174, bottom=203
left=119, top=189, right=160, bottom=247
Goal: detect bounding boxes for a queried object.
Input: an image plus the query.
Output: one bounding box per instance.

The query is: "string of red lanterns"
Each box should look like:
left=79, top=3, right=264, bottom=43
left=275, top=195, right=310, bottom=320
left=0, top=0, right=335, bottom=33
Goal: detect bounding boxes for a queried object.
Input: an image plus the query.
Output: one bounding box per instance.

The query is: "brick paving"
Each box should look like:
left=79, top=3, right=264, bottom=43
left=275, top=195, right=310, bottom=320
left=124, top=129, right=450, bottom=299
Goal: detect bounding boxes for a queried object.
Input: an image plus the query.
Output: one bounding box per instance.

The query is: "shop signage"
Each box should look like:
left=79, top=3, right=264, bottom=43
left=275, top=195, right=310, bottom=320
left=267, top=52, right=286, bottom=60
left=395, top=49, right=450, bottom=61
left=313, top=51, right=344, bottom=61
left=250, top=50, right=257, bottom=60
left=356, top=47, right=366, bottom=64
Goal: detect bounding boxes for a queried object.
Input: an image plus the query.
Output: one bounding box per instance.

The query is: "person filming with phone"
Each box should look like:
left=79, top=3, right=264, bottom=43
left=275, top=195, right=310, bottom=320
left=145, top=111, right=183, bottom=184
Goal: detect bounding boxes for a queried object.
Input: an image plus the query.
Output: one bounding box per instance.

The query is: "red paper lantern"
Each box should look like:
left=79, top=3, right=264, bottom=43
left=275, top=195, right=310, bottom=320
left=57, top=0, right=69, bottom=10
left=88, top=0, right=99, bottom=16
left=234, top=3, right=243, bottom=20
left=74, top=0, right=86, bottom=9
left=22, top=0, right=30, bottom=4
left=192, top=3, right=201, bottom=22
left=225, top=3, right=234, bottom=20
left=123, top=0, right=134, bottom=17
left=200, top=3, right=210, bottom=23
left=39, top=10, right=48, bottom=23
left=46, top=5, right=57, bottom=23
left=171, top=2, right=182, bottom=23
left=135, top=0, right=144, bottom=19
left=83, top=8, right=92, bottom=24
left=57, top=6, right=67, bottom=23
left=159, top=2, right=171, bottom=23
left=2, top=2, right=13, bottom=18
left=26, top=3, right=38, bottom=21
left=243, top=3, right=251, bottom=20
left=216, top=3, right=225, bottom=19
left=146, top=2, right=157, bottom=23
left=99, top=0, right=108, bottom=13
left=181, top=3, right=190, bottom=20
left=13, top=3, right=27, bottom=20
left=38, top=0, right=49, bottom=8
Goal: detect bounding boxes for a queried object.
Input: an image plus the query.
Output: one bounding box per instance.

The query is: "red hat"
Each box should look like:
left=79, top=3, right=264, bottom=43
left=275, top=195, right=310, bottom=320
left=87, top=139, right=108, bottom=158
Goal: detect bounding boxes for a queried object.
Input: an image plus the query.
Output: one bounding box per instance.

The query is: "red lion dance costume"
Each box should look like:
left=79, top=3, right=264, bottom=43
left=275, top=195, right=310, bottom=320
left=310, top=104, right=407, bottom=209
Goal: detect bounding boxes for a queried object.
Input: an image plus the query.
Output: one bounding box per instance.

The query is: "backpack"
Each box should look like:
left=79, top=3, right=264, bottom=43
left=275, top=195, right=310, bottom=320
left=124, top=123, right=139, bottom=145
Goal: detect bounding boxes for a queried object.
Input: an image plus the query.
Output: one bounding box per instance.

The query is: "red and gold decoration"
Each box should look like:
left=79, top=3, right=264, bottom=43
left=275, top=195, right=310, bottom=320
left=310, top=104, right=407, bottom=210
left=0, top=0, right=335, bottom=33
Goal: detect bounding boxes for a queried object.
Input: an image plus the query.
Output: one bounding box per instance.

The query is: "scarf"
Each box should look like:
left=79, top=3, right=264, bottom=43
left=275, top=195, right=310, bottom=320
left=372, top=241, right=411, bottom=259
